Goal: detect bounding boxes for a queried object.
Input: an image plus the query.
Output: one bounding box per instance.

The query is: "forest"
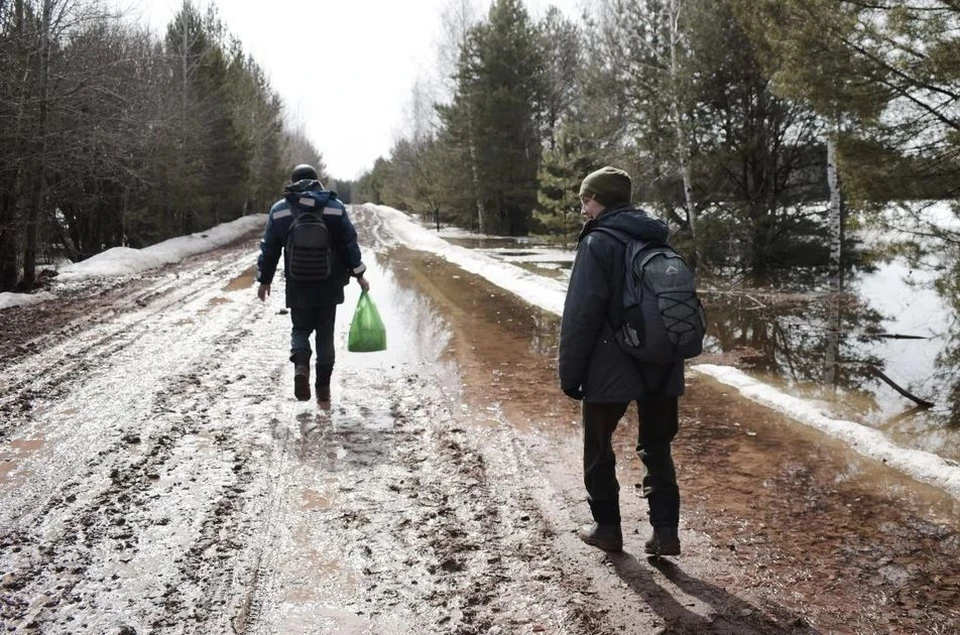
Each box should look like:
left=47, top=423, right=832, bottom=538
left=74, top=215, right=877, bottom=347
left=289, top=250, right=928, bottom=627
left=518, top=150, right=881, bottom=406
left=0, top=0, right=326, bottom=293
left=353, top=0, right=960, bottom=284
left=5, top=0, right=960, bottom=292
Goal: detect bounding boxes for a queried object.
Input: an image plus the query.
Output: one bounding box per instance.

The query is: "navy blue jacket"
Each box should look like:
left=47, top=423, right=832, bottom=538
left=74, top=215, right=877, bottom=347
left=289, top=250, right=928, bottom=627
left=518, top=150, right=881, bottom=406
left=256, top=180, right=366, bottom=308
left=558, top=204, right=685, bottom=401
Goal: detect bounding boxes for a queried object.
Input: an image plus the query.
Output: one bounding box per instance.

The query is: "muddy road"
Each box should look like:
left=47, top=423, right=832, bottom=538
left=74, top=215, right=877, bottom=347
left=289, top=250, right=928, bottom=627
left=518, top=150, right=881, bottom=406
left=1, top=205, right=958, bottom=634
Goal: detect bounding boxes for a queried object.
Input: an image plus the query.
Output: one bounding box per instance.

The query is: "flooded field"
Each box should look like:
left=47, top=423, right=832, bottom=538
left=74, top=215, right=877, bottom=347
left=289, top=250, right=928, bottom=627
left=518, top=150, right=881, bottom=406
left=436, top=223, right=960, bottom=463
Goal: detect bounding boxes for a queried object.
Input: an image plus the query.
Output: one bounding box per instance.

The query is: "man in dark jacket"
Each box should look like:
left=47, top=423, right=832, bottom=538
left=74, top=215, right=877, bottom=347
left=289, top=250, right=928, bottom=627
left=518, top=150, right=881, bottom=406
left=559, top=166, right=684, bottom=556
left=256, top=164, right=369, bottom=403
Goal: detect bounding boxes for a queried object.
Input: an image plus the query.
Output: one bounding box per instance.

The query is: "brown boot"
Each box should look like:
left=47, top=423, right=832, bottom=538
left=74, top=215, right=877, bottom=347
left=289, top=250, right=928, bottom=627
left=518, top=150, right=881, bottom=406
left=644, top=527, right=681, bottom=557
left=577, top=523, right=623, bottom=552
left=294, top=365, right=311, bottom=401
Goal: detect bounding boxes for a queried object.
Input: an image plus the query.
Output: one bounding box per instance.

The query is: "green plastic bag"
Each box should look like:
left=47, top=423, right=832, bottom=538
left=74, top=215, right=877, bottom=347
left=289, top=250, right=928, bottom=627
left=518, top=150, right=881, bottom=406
left=348, top=291, right=387, bottom=352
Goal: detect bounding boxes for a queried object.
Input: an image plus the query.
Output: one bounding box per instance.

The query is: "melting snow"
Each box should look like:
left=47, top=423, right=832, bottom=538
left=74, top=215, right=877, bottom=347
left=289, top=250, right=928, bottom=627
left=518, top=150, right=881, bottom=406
left=0, top=215, right=266, bottom=311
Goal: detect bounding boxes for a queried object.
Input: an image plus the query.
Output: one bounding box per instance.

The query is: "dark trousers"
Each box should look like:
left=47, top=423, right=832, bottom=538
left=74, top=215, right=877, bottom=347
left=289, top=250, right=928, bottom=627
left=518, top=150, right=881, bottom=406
left=582, top=396, right=680, bottom=528
left=290, top=305, right=337, bottom=386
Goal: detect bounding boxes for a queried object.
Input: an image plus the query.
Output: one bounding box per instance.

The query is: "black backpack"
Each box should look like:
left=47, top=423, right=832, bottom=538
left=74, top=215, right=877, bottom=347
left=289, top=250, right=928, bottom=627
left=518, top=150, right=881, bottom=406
left=595, top=227, right=706, bottom=364
left=285, top=208, right=333, bottom=281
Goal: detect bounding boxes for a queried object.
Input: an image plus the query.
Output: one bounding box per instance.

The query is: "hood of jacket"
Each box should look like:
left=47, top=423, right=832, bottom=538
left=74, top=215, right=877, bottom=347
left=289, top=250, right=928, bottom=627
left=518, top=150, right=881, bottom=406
left=283, top=180, right=334, bottom=210
left=578, top=203, right=669, bottom=245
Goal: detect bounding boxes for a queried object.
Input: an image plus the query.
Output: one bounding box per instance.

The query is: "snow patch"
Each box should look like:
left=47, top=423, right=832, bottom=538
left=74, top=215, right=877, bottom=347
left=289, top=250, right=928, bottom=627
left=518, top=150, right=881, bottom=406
left=57, top=215, right=266, bottom=282
left=0, top=291, right=56, bottom=311
left=0, top=215, right=265, bottom=312
left=369, top=204, right=568, bottom=316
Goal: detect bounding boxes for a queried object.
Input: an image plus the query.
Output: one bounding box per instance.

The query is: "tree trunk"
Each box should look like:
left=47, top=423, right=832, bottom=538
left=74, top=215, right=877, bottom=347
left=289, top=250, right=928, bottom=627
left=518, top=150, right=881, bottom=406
left=0, top=184, right=19, bottom=291
left=467, top=104, right=486, bottom=233
left=824, top=130, right=843, bottom=388
left=1, top=0, right=29, bottom=290
left=668, top=0, right=698, bottom=261
left=826, top=132, right=842, bottom=290
left=21, top=0, right=53, bottom=290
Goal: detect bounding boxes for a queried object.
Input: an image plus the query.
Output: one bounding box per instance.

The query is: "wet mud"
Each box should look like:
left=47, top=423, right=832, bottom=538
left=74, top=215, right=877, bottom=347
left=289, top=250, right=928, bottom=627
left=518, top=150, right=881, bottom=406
left=0, top=209, right=957, bottom=634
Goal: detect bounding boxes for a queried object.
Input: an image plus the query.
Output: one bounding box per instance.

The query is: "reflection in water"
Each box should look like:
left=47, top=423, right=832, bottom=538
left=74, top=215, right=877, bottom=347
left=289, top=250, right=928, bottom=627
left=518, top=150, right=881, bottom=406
left=387, top=247, right=561, bottom=361
left=930, top=246, right=960, bottom=427
left=704, top=287, right=885, bottom=401
left=341, top=252, right=453, bottom=372
left=703, top=256, right=960, bottom=460
left=445, top=236, right=544, bottom=250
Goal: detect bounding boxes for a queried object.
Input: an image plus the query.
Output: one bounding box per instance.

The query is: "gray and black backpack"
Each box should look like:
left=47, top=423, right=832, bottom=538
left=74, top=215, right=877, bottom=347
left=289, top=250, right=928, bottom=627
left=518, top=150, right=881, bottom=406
left=595, top=227, right=706, bottom=364
left=285, top=208, right=332, bottom=281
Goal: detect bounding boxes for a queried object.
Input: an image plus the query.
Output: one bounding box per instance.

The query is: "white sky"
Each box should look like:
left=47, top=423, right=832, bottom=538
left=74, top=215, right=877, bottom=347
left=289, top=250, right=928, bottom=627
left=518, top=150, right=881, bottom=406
left=129, top=0, right=585, bottom=181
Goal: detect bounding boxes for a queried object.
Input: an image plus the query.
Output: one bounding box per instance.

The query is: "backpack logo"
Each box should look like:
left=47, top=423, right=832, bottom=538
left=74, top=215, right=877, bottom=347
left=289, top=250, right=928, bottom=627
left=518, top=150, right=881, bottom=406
left=596, top=228, right=706, bottom=364
left=286, top=210, right=332, bottom=281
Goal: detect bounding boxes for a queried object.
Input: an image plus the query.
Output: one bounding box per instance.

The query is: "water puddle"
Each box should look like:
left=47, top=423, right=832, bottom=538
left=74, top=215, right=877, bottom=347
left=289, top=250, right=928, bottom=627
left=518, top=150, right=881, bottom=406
left=384, top=247, right=568, bottom=434
left=445, top=236, right=543, bottom=250
left=224, top=266, right=258, bottom=292
left=301, top=488, right=333, bottom=510
left=203, top=296, right=230, bottom=310
left=0, top=437, right=46, bottom=484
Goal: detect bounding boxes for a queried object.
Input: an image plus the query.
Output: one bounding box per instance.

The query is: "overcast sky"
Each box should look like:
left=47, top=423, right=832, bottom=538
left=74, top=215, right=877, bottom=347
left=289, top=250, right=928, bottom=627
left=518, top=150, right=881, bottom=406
left=132, top=0, right=584, bottom=181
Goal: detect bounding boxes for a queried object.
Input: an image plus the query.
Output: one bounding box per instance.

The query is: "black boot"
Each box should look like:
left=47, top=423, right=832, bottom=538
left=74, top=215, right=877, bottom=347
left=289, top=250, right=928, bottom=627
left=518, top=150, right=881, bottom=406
left=293, top=364, right=311, bottom=401
left=315, top=367, right=332, bottom=403
left=644, top=527, right=681, bottom=557
left=578, top=522, right=623, bottom=552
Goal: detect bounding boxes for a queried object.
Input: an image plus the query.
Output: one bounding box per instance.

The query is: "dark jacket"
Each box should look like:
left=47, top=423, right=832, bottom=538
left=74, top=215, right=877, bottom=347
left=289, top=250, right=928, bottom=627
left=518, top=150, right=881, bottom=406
left=256, top=180, right=366, bottom=308
left=558, top=204, right=685, bottom=401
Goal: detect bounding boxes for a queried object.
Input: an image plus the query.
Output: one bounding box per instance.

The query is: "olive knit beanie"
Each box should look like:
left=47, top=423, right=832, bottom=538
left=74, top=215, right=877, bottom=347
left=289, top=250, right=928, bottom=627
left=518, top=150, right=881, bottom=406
left=579, top=166, right=632, bottom=207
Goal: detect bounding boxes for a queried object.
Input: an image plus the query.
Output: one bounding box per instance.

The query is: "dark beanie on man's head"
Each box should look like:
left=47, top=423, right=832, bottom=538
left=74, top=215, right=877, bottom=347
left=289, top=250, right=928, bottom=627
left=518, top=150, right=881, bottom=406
left=579, top=166, right=632, bottom=207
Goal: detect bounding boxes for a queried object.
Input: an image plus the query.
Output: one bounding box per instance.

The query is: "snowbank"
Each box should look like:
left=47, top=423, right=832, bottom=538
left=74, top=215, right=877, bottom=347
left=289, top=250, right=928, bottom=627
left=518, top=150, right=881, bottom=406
left=0, top=214, right=265, bottom=311
left=370, top=204, right=568, bottom=316
left=367, top=202, right=960, bottom=500
left=57, top=214, right=266, bottom=281
left=0, top=291, right=56, bottom=311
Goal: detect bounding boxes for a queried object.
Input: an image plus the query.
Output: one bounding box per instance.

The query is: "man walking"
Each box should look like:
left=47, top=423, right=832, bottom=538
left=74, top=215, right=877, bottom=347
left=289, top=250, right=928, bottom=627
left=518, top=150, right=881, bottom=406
left=558, top=166, right=685, bottom=556
left=256, top=164, right=369, bottom=403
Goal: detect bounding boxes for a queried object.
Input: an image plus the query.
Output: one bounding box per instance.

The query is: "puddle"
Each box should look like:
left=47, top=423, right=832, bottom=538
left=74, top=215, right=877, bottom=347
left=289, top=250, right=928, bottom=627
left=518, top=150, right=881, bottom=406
left=224, top=266, right=258, bottom=292
left=0, top=437, right=46, bottom=484
left=444, top=229, right=960, bottom=463
left=9, top=439, right=44, bottom=452
left=385, top=247, right=567, bottom=434
left=204, top=297, right=230, bottom=310
left=301, top=488, right=333, bottom=510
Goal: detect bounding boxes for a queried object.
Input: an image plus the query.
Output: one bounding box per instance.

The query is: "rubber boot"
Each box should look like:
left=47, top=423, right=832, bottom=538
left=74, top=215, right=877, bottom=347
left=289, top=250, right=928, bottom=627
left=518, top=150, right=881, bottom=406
left=315, top=367, right=332, bottom=403
left=293, top=364, right=311, bottom=401
left=577, top=522, right=623, bottom=552
left=644, top=527, right=681, bottom=557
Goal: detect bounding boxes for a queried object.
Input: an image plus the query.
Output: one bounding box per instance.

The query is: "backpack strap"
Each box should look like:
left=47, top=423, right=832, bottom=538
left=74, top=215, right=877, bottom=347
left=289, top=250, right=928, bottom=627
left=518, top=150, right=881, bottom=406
left=588, top=227, right=638, bottom=342
left=590, top=226, right=632, bottom=245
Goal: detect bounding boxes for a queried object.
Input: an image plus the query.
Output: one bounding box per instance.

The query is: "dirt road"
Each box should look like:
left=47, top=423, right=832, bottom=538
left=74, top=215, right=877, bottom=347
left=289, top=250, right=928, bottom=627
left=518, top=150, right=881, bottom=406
left=1, top=205, right=958, bottom=634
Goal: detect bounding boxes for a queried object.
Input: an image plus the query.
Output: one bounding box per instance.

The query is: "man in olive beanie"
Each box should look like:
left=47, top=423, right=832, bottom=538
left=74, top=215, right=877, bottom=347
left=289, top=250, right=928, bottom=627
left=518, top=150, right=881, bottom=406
left=578, top=166, right=633, bottom=208
left=559, top=165, right=686, bottom=557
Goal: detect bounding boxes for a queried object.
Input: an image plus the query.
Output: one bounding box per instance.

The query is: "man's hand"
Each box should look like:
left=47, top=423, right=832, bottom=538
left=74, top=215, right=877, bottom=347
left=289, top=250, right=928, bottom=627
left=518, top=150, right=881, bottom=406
left=257, top=283, right=270, bottom=302
left=357, top=275, right=370, bottom=293
left=562, top=385, right=584, bottom=401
